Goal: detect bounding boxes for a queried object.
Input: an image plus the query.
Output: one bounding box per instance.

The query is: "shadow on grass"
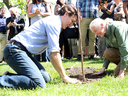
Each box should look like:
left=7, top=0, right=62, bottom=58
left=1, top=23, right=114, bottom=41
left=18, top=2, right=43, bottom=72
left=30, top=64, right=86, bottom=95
left=105, top=69, right=114, bottom=76
left=68, top=69, right=114, bottom=83
left=49, top=76, right=63, bottom=84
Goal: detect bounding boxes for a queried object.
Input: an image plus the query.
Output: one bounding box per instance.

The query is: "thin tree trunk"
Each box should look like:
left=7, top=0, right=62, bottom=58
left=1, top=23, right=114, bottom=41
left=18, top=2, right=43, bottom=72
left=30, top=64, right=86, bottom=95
left=76, top=0, right=85, bottom=81
left=3, top=0, right=12, bottom=9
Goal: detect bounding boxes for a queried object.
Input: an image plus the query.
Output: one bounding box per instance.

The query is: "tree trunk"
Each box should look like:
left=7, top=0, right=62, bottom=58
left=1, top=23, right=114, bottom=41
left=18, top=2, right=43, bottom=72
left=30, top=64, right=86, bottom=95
left=3, top=0, right=12, bottom=9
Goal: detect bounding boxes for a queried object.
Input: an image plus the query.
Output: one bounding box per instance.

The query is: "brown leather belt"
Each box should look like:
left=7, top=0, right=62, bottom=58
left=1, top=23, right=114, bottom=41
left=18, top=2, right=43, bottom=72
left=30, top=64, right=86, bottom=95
left=9, top=40, right=28, bottom=53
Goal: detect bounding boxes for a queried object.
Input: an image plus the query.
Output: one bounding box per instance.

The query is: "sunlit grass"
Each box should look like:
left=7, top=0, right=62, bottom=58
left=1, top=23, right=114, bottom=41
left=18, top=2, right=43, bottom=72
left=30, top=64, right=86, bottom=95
left=0, top=57, right=128, bottom=96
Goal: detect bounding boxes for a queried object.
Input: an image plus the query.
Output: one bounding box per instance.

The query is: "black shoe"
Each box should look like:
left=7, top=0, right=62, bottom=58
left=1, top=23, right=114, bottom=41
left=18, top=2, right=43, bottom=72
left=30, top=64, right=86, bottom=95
left=2, top=71, right=9, bottom=75
left=76, top=55, right=81, bottom=61
left=66, top=57, right=72, bottom=60
left=88, top=55, right=94, bottom=60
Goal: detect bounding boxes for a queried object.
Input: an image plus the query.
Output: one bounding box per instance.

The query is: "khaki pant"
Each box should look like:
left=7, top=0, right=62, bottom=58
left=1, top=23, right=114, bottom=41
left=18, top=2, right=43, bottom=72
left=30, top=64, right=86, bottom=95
left=104, top=48, right=128, bottom=76
left=78, top=18, right=95, bottom=56
left=69, top=39, right=78, bottom=57
left=0, top=33, right=7, bottom=61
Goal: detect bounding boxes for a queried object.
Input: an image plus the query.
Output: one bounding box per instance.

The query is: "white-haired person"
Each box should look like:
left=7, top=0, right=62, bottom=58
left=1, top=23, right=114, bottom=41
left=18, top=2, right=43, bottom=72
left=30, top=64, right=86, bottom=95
left=6, top=7, right=25, bottom=44
left=89, top=18, right=128, bottom=78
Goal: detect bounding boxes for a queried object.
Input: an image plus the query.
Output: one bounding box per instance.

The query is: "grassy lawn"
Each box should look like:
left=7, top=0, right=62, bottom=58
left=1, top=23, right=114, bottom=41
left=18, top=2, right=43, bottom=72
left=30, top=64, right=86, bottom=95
left=0, top=57, right=128, bottom=96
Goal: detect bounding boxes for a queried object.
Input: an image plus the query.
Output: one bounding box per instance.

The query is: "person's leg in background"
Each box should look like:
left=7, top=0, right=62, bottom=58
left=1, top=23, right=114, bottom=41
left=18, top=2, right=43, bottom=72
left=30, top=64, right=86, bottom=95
left=70, top=38, right=78, bottom=58
left=34, top=55, right=40, bottom=62
left=77, top=18, right=88, bottom=60
left=64, top=38, right=71, bottom=59
left=68, top=39, right=72, bottom=58
left=59, top=29, right=65, bottom=58
left=0, top=33, right=7, bottom=63
left=88, top=20, right=95, bottom=60
left=41, top=51, right=47, bottom=62
left=84, top=29, right=89, bottom=57
left=62, top=29, right=72, bottom=59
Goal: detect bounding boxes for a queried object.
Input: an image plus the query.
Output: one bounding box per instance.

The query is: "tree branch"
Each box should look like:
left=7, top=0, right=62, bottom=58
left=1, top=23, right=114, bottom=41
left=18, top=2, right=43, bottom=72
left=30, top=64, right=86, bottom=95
left=3, top=0, right=12, bottom=9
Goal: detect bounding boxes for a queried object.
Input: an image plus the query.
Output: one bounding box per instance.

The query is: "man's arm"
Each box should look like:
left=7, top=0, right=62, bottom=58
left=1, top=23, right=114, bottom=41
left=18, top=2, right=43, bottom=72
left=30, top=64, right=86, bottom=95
left=123, top=1, right=128, bottom=23
left=50, top=52, right=80, bottom=83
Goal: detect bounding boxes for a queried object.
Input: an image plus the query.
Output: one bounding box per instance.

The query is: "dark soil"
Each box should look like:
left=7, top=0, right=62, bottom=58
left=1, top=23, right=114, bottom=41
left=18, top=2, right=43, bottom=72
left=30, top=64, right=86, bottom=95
left=66, top=67, right=107, bottom=83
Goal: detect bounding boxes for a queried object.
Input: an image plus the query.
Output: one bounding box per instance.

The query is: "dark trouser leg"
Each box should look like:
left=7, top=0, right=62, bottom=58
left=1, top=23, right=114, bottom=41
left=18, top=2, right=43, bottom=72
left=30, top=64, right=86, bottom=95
left=3, top=44, right=50, bottom=89
left=104, top=48, right=120, bottom=76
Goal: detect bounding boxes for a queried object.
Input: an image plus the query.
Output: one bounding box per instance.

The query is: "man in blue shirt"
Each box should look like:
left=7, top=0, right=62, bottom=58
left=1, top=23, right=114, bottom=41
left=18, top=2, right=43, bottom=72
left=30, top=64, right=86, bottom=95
left=123, top=0, right=128, bottom=23
left=0, top=7, right=7, bottom=63
left=77, top=0, right=99, bottom=60
left=0, top=5, right=80, bottom=89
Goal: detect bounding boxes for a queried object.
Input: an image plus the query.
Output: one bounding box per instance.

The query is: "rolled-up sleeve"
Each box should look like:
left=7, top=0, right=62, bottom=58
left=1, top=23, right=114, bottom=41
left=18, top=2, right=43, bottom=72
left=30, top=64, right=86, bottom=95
left=45, top=23, right=61, bottom=59
left=103, top=57, right=111, bottom=69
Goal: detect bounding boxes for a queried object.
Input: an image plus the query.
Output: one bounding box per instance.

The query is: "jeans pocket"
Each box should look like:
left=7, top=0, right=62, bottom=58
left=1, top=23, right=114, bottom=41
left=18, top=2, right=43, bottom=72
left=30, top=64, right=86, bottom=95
left=4, top=44, right=21, bottom=63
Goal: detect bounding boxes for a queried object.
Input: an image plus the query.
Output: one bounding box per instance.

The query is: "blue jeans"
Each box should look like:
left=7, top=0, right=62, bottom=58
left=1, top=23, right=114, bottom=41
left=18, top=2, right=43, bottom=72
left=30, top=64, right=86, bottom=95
left=0, top=44, right=51, bottom=89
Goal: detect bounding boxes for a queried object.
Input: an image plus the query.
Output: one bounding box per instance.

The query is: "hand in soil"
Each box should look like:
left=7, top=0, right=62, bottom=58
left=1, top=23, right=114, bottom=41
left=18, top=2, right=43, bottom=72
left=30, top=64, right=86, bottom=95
left=92, top=71, right=104, bottom=76
left=92, top=67, right=105, bottom=76
left=63, top=75, right=81, bottom=84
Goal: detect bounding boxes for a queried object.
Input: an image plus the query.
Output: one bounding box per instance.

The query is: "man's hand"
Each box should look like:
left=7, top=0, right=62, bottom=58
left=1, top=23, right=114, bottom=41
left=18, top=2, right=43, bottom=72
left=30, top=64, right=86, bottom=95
left=92, top=67, right=105, bottom=76
left=11, top=22, right=17, bottom=27
left=50, top=52, right=81, bottom=84
left=117, top=70, right=124, bottom=78
left=62, top=75, right=81, bottom=84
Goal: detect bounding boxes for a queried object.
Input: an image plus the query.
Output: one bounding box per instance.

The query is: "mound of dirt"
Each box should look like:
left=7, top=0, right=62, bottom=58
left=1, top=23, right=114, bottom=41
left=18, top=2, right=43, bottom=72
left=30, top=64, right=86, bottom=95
left=66, top=67, right=106, bottom=83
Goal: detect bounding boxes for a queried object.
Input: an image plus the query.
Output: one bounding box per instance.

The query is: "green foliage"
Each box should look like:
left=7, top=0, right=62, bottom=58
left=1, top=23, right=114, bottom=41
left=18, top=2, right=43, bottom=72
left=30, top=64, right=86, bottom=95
left=0, top=2, right=5, bottom=7
left=0, top=0, right=27, bottom=16
left=9, top=0, right=27, bottom=16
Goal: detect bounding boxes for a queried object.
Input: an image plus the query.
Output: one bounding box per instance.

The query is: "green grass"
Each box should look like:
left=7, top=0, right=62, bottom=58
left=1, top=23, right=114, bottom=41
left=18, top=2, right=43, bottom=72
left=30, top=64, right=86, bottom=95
left=0, top=57, right=128, bottom=96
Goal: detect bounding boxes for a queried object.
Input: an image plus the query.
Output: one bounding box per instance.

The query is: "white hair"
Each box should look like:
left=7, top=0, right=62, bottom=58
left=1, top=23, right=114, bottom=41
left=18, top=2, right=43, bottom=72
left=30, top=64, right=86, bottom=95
left=9, top=7, right=21, bottom=14
left=89, top=18, right=113, bottom=30
left=89, top=18, right=104, bottom=29
left=9, top=7, right=17, bottom=12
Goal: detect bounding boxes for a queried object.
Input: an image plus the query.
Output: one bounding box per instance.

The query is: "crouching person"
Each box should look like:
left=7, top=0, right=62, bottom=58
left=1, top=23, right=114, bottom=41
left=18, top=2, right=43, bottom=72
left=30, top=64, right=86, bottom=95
left=89, top=18, right=128, bottom=78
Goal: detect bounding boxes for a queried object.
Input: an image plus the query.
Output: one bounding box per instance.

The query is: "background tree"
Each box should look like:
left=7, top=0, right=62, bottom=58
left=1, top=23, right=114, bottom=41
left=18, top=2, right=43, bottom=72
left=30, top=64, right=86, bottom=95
left=0, top=0, right=27, bottom=16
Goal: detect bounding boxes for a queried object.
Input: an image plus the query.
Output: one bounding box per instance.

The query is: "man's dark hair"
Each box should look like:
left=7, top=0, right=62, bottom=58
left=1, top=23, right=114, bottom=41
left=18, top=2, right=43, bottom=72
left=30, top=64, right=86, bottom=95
left=58, top=4, right=77, bottom=17
left=56, top=0, right=63, bottom=7
left=0, top=7, right=5, bottom=11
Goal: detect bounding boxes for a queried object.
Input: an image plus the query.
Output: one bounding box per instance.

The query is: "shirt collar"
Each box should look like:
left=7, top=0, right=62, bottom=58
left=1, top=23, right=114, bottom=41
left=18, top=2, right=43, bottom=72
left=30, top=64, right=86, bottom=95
left=0, top=15, right=6, bottom=18
left=104, top=23, right=112, bottom=38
